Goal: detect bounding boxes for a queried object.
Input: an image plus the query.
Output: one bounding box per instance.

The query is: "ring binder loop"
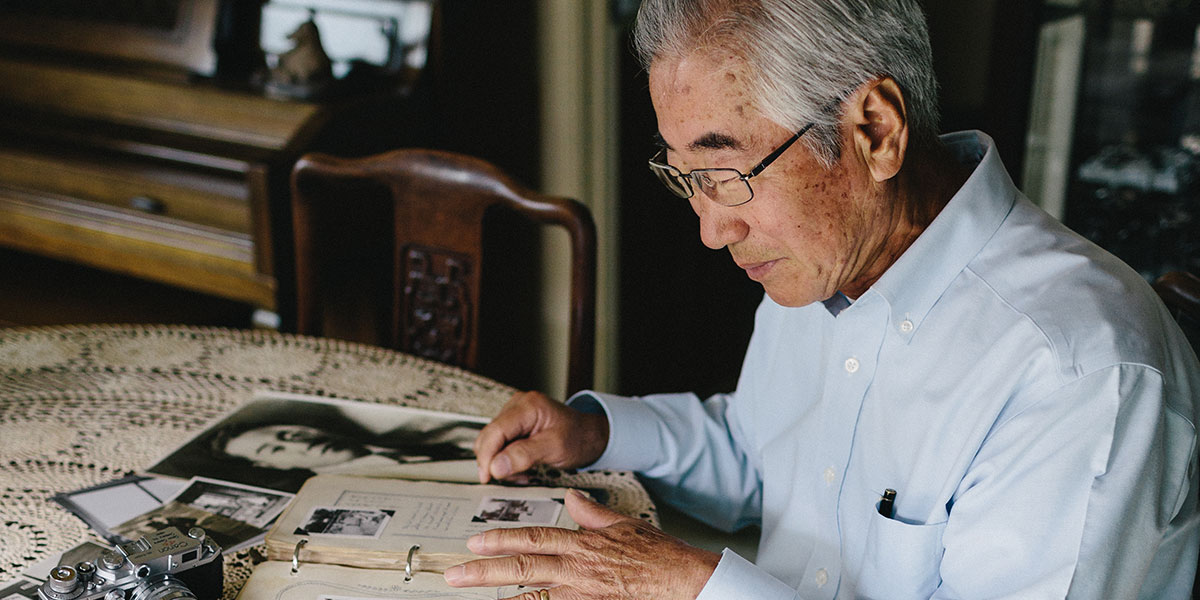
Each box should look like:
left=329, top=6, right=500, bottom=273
left=404, top=544, right=420, bottom=582
left=291, top=539, right=309, bottom=575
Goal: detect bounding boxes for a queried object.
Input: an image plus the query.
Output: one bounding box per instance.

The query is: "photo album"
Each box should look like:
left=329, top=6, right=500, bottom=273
left=264, top=474, right=578, bottom=571
left=236, top=474, right=581, bottom=599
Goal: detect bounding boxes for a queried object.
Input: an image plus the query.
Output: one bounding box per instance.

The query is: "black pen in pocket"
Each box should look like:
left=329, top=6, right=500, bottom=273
left=878, top=488, right=896, bottom=519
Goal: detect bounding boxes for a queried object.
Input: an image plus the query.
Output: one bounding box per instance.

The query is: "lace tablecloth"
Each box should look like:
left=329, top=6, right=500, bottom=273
left=0, top=324, right=656, bottom=598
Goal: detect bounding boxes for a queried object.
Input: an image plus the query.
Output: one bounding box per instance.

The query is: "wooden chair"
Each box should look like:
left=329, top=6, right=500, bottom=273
left=290, top=149, right=596, bottom=396
left=1153, top=271, right=1200, bottom=351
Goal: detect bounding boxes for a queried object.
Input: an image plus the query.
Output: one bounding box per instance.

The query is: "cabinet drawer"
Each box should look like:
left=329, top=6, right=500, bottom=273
left=0, top=145, right=251, bottom=234
left=0, top=188, right=274, bottom=309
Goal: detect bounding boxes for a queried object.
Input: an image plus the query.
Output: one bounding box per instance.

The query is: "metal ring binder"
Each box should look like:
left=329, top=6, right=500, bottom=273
left=404, top=544, right=420, bottom=582
left=291, top=539, right=309, bottom=575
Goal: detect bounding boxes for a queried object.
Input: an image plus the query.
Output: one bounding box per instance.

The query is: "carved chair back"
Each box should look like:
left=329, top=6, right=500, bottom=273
left=291, top=149, right=596, bottom=396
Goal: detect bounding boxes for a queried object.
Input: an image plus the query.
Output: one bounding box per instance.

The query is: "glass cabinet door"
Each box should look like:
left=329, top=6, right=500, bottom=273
left=1024, top=0, right=1200, bottom=281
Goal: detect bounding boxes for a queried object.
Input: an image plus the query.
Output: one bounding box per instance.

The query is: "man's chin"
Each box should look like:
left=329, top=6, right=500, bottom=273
left=761, top=284, right=821, bottom=308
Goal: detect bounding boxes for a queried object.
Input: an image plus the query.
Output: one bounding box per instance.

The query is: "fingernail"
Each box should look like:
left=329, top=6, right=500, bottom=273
left=492, top=455, right=512, bottom=479
left=443, top=565, right=464, bottom=584
left=466, top=533, right=484, bottom=552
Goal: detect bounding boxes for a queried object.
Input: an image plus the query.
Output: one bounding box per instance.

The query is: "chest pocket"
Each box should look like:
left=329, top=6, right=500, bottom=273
left=854, top=510, right=947, bottom=599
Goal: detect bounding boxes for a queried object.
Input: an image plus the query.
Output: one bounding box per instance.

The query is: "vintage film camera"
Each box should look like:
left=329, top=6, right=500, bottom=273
left=38, top=527, right=222, bottom=600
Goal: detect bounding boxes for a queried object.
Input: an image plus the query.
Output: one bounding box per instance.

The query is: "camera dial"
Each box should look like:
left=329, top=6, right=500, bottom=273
left=45, top=566, right=80, bottom=600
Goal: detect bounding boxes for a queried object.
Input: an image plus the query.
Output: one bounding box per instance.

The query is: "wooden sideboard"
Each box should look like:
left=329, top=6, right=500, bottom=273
left=0, top=2, right=431, bottom=324
left=0, top=56, right=325, bottom=313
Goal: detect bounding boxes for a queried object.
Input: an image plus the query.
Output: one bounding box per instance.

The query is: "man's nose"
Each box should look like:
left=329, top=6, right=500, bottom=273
left=690, top=194, right=749, bottom=250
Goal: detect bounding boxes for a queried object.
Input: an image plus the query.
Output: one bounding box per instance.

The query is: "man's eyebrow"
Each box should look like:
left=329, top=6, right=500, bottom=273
left=690, top=132, right=743, bottom=151
left=653, top=131, right=744, bottom=152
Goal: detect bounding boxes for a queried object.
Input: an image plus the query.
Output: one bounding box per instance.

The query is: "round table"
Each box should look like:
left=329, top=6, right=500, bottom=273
left=0, top=324, right=656, bottom=598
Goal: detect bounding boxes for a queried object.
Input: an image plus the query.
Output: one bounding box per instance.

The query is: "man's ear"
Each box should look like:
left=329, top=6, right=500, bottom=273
left=848, top=77, right=908, bottom=182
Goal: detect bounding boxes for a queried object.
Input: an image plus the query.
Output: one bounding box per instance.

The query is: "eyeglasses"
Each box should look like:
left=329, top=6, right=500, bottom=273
left=648, top=120, right=817, bottom=207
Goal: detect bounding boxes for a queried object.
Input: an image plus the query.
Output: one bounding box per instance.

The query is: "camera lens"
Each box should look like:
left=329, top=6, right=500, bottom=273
left=129, top=575, right=197, bottom=600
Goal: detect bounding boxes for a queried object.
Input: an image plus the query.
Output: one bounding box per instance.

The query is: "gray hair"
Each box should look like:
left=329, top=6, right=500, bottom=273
left=632, top=0, right=940, bottom=166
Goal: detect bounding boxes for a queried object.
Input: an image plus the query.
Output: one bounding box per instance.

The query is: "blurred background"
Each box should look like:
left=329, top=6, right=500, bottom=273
left=0, top=0, right=1195, bottom=399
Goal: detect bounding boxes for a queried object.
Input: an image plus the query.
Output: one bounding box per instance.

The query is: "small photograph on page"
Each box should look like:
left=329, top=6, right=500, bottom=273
left=472, top=497, right=563, bottom=525
left=300, top=507, right=393, bottom=538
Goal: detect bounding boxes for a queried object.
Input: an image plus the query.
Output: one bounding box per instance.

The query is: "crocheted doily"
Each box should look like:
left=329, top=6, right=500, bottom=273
left=0, top=325, right=657, bottom=599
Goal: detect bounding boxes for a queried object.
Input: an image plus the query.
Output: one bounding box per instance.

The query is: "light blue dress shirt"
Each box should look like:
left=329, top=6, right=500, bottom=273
left=571, top=131, right=1200, bottom=599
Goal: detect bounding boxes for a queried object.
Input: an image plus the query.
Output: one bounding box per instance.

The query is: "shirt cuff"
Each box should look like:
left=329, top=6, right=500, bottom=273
left=566, top=391, right=666, bottom=473
left=696, top=549, right=800, bottom=600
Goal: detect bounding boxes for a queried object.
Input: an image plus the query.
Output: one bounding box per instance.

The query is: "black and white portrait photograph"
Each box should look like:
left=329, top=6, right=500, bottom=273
left=146, top=392, right=487, bottom=493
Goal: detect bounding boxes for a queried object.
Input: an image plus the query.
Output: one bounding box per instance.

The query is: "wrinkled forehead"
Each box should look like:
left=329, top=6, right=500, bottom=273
left=649, top=50, right=751, bottom=100
left=649, top=52, right=765, bottom=150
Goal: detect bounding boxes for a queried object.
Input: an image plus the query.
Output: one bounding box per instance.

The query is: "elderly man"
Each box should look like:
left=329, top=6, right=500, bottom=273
left=445, top=1, right=1200, bottom=598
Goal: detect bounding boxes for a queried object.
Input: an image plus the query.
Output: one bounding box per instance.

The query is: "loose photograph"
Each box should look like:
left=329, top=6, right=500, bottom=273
left=51, top=475, right=186, bottom=543
left=145, top=392, right=487, bottom=493
left=0, top=577, right=39, bottom=600
left=110, top=477, right=295, bottom=552
left=170, top=477, right=294, bottom=529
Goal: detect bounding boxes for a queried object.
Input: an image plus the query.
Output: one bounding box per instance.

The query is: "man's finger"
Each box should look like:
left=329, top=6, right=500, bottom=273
left=564, top=488, right=629, bottom=530
left=443, top=553, right=564, bottom=588
left=474, top=394, right=541, bottom=482
left=466, top=523, right=580, bottom=557
left=486, top=429, right=573, bottom=481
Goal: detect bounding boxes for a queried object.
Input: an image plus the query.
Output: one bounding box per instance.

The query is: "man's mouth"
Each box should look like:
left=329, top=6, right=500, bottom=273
left=738, top=258, right=780, bottom=281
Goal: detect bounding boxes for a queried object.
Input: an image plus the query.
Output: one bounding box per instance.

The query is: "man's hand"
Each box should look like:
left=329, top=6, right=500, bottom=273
left=443, top=489, right=720, bottom=600
left=474, top=391, right=609, bottom=483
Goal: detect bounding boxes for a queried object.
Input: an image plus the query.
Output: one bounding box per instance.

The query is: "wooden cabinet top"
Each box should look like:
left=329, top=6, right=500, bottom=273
left=0, top=56, right=328, bottom=158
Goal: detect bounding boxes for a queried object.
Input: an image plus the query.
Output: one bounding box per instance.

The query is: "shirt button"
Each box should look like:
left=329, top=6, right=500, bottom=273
left=899, top=319, right=914, bottom=333
left=815, top=568, right=829, bottom=587
left=844, top=357, right=860, bottom=373
left=822, top=466, right=836, bottom=484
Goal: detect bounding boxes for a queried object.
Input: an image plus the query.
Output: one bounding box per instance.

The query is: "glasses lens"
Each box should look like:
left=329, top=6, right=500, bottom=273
left=693, top=169, right=751, bottom=206
left=649, top=162, right=693, bottom=199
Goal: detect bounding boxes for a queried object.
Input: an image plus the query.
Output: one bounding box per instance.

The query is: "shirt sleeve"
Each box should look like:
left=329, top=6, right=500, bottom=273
left=567, top=390, right=763, bottom=532
left=695, top=550, right=801, bottom=600
left=927, top=363, right=1197, bottom=599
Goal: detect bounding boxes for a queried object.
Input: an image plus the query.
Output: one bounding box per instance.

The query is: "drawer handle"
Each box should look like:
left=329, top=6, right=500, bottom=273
left=129, top=195, right=166, bottom=214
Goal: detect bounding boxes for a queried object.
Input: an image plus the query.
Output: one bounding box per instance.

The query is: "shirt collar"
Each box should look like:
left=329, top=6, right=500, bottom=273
left=822, top=291, right=852, bottom=316
left=866, top=130, right=1019, bottom=340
